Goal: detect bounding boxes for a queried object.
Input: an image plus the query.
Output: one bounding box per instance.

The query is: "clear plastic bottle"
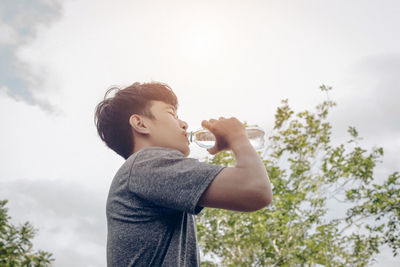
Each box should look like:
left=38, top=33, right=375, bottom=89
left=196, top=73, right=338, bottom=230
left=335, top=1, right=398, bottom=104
left=189, top=126, right=265, bottom=151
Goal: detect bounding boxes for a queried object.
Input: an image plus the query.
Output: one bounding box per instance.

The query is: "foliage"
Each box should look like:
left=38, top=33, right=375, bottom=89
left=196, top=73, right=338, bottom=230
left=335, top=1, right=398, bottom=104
left=197, top=85, right=400, bottom=266
left=0, top=200, right=53, bottom=267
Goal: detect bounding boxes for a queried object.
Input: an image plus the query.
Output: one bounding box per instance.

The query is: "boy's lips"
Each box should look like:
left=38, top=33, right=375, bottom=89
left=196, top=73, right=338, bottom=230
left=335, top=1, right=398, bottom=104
left=184, top=132, right=189, bottom=144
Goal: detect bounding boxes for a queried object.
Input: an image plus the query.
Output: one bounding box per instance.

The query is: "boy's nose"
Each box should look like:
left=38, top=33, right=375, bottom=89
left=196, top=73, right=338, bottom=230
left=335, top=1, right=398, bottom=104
left=180, top=120, right=188, bottom=130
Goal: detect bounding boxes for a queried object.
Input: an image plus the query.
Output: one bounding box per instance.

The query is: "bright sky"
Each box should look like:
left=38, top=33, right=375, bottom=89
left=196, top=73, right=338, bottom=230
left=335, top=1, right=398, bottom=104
left=1, top=0, right=399, bottom=266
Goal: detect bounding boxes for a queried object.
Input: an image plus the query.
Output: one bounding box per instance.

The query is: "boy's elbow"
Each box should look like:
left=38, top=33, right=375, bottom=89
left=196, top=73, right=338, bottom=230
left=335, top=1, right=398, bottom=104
left=263, top=193, right=273, bottom=207
left=250, top=186, right=273, bottom=212
left=259, top=192, right=272, bottom=209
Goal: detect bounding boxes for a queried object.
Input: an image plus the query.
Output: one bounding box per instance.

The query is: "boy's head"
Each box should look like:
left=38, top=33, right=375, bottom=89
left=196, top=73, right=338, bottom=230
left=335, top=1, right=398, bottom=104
left=94, top=82, right=190, bottom=159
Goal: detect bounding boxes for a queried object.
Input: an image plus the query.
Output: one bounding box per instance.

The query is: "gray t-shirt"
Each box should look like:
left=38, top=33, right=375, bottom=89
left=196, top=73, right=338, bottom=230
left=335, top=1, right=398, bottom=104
left=106, top=146, right=225, bottom=267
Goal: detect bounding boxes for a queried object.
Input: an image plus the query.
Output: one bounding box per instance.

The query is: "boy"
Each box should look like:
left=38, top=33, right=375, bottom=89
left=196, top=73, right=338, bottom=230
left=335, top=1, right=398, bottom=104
left=94, top=82, right=272, bottom=266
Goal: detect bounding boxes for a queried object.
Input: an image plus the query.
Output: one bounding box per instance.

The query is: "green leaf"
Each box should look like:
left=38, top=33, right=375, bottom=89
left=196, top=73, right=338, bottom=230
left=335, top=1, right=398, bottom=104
left=197, top=86, right=400, bottom=266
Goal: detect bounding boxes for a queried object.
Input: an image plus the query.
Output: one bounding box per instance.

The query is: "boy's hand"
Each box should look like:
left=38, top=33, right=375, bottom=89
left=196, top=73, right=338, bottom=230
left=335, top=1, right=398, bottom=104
left=201, top=117, right=248, bottom=155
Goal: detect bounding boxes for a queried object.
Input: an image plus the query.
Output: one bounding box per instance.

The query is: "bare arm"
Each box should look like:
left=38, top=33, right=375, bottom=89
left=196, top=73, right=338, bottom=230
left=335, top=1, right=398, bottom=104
left=198, top=117, right=272, bottom=212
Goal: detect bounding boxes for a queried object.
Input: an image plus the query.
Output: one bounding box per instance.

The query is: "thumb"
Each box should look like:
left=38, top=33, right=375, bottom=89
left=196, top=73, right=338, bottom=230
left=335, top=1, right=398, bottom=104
left=201, top=120, right=211, bottom=130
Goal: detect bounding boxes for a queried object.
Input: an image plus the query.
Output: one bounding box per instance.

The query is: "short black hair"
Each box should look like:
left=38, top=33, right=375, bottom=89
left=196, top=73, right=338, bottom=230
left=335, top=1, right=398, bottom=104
left=94, top=82, right=178, bottom=159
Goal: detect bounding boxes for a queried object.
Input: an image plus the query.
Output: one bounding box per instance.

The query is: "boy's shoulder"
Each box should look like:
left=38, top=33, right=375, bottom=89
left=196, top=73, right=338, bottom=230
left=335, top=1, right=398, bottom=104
left=121, top=146, right=189, bottom=172
left=128, top=146, right=184, bottom=161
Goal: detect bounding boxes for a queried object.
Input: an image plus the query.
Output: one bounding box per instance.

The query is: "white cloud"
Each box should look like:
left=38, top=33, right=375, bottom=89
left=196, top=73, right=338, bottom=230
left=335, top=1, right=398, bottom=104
left=0, top=21, right=19, bottom=44
left=0, top=0, right=63, bottom=110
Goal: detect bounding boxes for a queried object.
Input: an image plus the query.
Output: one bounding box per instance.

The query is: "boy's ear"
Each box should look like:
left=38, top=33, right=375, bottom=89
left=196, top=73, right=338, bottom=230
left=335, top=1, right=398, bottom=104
left=129, top=114, right=150, bottom=134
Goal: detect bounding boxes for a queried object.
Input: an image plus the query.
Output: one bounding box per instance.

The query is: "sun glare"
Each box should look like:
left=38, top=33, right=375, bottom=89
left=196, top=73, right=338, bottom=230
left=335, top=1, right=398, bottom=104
left=180, top=24, right=223, bottom=65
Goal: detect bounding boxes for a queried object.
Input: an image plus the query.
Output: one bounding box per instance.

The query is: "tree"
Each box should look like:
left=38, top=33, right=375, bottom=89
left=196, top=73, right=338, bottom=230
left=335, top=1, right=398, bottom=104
left=197, top=85, right=400, bottom=266
left=0, top=199, right=53, bottom=267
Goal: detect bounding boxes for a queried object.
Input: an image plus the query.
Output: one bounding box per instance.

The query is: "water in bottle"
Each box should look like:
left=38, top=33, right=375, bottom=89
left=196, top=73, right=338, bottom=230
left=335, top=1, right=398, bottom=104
left=189, top=126, right=265, bottom=151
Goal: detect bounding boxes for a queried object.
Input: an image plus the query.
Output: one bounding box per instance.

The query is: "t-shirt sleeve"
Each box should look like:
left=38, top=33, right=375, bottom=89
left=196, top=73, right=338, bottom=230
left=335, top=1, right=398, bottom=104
left=128, top=147, right=225, bottom=215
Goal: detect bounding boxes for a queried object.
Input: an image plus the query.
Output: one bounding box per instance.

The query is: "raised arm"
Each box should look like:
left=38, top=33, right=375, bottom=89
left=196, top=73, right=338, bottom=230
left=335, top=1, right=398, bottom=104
left=198, top=117, right=272, bottom=212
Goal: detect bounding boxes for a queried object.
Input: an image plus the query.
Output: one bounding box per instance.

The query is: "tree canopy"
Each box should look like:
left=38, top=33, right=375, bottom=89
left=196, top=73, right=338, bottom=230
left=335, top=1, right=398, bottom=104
left=0, top=199, right=53, bottom=267
left=197, top=85, right=400, bottom=266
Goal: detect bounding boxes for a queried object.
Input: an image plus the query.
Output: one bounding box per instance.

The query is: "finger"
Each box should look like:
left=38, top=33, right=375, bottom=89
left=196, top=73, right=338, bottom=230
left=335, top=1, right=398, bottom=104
left=207, top=146, right=217, bottom=155
left=203, top=119, right=217, bottom=129
left=201, top=120, right=210, bottom=129
left=218, top=116, right=226, bottom=120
